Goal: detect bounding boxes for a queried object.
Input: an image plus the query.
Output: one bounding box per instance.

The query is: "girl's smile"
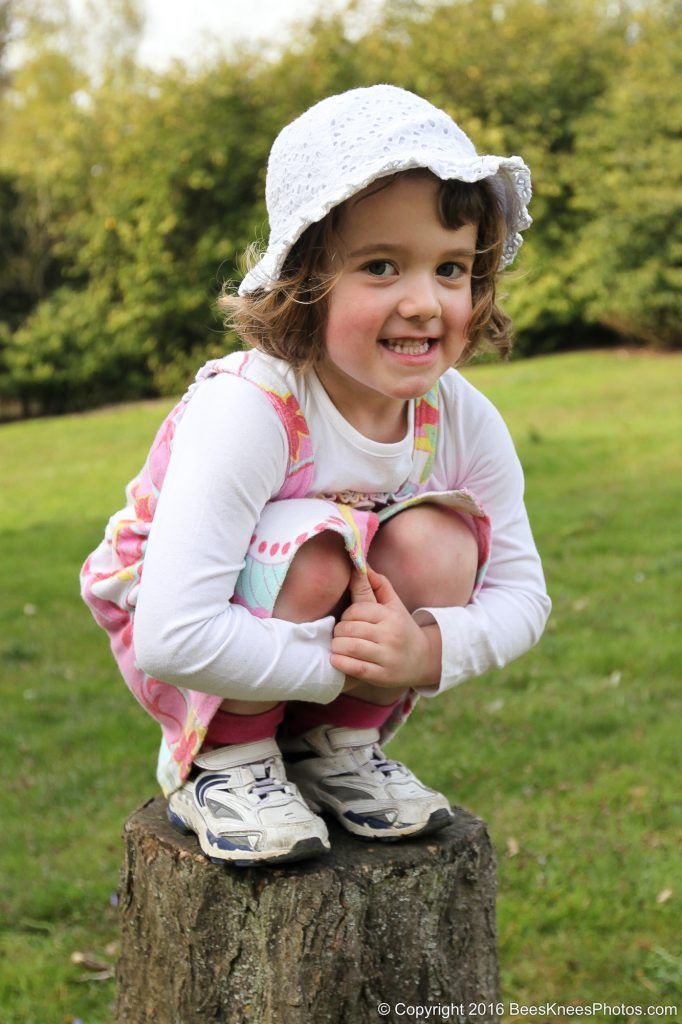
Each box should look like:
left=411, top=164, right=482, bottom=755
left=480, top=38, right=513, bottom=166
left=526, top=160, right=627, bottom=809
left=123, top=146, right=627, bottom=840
left=317, top=173, right=477, bottom=441
left=380, top=337, right=439, bottom=362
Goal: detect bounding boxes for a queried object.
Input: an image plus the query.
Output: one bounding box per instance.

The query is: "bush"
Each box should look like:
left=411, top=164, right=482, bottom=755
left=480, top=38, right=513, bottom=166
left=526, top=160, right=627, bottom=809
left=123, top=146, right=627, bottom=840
left=1, top=0, right=678, bottom=414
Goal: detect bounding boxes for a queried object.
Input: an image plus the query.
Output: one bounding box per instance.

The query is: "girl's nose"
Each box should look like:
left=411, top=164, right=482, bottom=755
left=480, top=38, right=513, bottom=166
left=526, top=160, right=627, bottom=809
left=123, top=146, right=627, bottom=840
left=397, top=274, right=441, bottom=322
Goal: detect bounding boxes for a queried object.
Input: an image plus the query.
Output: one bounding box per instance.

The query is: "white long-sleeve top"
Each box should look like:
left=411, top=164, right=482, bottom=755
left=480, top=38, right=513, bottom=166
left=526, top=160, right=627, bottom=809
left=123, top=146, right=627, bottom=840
left=133, top=353, right=551, bottom=704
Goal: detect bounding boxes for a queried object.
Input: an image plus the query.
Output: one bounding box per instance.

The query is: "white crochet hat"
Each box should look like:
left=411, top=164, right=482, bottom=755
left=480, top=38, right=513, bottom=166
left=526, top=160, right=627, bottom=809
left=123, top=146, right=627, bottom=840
left=239, top=84, right=532, bottom=295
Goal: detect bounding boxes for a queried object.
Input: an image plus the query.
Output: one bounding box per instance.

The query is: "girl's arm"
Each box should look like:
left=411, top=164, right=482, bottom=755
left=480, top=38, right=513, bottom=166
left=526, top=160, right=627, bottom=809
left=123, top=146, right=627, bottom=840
left=132, top=372, right=345, bottom=704
left=413, top=375, right=551, bottom=693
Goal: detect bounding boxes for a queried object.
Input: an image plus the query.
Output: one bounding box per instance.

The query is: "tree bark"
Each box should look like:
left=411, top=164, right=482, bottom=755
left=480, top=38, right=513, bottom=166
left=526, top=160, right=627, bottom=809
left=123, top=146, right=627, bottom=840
left=116, top=796, right=499, bottom=1024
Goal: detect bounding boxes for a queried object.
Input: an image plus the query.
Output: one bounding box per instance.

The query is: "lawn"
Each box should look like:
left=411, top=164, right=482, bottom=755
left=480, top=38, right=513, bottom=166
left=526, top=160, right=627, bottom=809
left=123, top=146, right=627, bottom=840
left=1, top=350, right=680, bottom=1023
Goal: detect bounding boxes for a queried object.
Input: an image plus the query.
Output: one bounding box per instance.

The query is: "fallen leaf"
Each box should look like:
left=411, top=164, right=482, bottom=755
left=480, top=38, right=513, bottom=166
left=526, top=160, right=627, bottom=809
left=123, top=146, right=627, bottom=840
left=70, top=951, right=110, bottom=972
left=507, top=837, right=519, bottom=857
left=629, top=786, right=648, bottom=799
left=635, top=969, right=656, bottom=993
left=75, top=969, right=115, bottom=983
left=656, top=888, right=673, bottom=905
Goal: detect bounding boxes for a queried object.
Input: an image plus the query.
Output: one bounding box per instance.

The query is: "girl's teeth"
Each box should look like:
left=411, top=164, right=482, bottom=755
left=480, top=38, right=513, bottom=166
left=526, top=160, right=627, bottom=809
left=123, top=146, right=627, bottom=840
left=384, top=338, right=430, bottom=354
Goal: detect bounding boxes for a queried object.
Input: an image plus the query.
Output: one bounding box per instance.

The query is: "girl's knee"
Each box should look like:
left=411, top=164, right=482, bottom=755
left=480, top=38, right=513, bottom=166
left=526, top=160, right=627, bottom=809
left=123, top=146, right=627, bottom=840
left=273, top=530, right=351, bottom=622
left=370, top=504, right=479, bottom=609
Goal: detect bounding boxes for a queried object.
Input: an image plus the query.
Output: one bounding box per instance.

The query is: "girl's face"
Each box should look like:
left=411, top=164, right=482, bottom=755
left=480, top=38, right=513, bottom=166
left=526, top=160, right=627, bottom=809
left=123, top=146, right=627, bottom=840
left=318, top=173, right=476, bottom=439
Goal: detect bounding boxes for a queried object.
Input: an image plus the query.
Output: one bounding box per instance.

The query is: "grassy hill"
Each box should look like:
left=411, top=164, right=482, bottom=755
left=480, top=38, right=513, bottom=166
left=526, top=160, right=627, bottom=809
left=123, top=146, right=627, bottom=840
left=1, top=351, right=680, bottom=1022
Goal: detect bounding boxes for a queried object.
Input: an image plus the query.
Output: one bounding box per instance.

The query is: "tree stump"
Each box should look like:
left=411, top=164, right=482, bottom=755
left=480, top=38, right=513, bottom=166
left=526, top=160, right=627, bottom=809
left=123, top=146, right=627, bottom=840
left=116, top=796, right=499, bottom=1024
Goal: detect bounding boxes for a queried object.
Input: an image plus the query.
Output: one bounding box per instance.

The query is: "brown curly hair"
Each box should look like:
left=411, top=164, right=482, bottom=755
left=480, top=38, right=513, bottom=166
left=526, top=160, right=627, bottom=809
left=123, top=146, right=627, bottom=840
left=219, top=170, right=512, bottom=369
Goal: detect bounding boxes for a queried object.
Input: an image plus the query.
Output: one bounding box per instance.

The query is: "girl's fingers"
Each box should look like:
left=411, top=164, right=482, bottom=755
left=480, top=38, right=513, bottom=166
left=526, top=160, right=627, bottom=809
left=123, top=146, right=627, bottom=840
left=330, top=653, right=401, bottom=688
left=331, top=636, right=383, bottom=664
left=339, top=602, right=384, bottom=624
left=333, top=620, right=378, bottom=642
left=365, top=564, right=398, bottom=604
left=348, top=567, right=378, bottom=604
left=329, top=652, right=385, bottom=682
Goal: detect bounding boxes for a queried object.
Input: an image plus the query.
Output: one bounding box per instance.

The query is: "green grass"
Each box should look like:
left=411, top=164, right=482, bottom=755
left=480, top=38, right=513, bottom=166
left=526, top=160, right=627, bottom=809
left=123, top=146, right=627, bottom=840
left=1, top=351, right=680, bottom=1022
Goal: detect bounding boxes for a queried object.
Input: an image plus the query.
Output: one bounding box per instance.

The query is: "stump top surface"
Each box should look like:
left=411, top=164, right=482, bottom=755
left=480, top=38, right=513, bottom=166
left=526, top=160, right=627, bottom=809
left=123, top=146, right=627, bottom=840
left=125, top=796, right=489, bottom=878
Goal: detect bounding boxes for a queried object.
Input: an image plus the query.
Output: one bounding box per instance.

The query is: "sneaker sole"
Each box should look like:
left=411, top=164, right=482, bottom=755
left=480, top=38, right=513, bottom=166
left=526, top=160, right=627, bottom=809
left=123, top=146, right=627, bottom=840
left=351, top=806, right=455, bottom=842
left=305, top=795, right=455, bottom=842
left=167, top=802, right=329, bottom=867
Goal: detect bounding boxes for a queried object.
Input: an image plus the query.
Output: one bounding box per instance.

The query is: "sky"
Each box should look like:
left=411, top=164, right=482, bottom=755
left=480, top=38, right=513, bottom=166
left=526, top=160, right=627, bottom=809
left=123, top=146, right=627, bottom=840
left=72, top=0, right=352, bottom=70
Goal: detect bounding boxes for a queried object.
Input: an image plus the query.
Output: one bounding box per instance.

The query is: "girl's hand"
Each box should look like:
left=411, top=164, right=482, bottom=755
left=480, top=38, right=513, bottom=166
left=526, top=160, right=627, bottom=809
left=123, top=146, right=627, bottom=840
left=331, top=566, right=441, bottom=689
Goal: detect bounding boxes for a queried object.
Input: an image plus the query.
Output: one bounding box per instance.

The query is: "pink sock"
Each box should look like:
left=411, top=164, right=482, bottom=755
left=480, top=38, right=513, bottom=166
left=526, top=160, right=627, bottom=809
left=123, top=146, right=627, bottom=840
left=201, top=702, right=286, bottom=749
left=284, top=693, right=400, bottom=737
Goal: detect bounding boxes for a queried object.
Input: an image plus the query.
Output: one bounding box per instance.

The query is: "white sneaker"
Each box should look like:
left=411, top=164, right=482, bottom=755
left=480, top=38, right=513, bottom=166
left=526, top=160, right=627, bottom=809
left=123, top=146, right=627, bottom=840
left=282, top=726, right=455, bottom=841
left=167, top=738, right=330, bottom=866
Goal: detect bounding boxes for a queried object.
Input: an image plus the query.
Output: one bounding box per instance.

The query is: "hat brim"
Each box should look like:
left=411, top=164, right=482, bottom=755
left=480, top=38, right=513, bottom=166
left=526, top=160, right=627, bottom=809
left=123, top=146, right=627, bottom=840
left=238, top=153, right=531, bottom=295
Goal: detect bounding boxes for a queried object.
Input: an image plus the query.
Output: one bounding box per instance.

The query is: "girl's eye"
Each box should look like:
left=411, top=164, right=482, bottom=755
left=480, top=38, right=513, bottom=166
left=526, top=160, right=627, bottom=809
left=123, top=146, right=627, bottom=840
left=364, top=260, right=395, bottom=278
left=437, top=262, right=465, bottom=280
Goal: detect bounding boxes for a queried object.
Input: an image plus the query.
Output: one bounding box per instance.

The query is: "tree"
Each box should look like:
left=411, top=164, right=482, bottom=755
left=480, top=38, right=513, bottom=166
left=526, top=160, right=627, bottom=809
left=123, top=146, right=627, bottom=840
left=568, top=2, right=681, bottom=347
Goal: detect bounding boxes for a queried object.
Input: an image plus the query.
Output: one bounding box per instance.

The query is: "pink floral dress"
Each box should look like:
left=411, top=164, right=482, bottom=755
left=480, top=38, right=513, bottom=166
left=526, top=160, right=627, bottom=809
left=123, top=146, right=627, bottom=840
left=80, top=351, right=490, bottom=795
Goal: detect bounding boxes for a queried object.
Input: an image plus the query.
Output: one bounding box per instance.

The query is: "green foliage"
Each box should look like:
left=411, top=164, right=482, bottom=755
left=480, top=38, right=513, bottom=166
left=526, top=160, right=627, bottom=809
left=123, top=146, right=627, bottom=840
left=568, top=4, right=682, bottom=347
left=50, top=62, right=270, bottom=399
left=0, top=0, right=679, bottom=414
left=0, top=173, right=36, bottom=329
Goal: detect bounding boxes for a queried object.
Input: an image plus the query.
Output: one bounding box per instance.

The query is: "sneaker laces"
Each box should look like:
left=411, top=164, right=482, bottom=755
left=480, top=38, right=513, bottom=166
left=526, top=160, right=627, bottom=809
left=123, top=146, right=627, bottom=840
left=249, top=757, right=290, bottom=799
left=368, top=745, right=406, bottom=778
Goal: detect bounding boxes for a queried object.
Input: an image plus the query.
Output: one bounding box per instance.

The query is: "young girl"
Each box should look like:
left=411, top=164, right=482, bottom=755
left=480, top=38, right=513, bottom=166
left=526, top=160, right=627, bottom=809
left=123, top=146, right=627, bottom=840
left=81, top=84, right=550, bottom=867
